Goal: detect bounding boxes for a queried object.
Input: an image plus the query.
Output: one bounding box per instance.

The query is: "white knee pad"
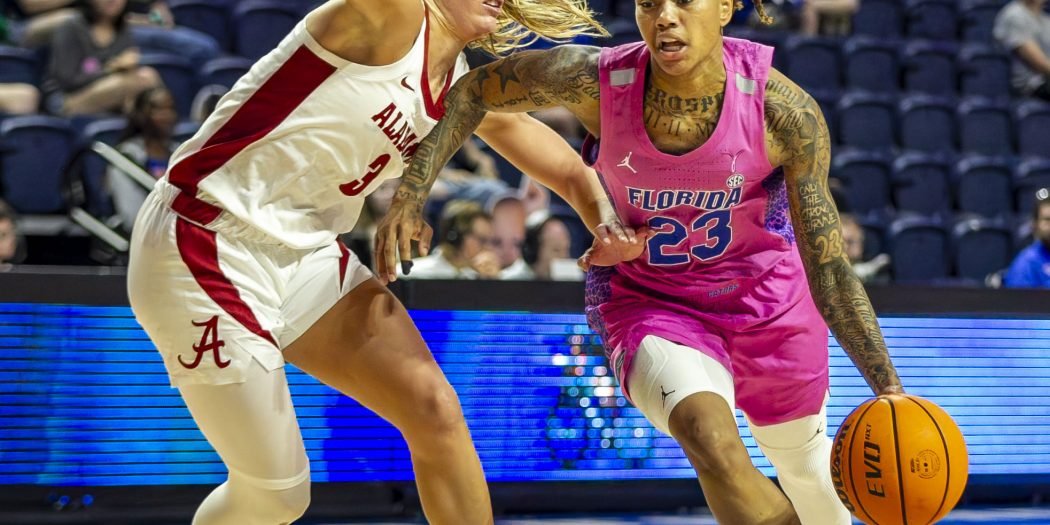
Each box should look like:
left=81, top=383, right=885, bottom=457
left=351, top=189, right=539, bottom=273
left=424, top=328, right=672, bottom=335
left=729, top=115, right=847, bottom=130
left=626, top=335, right=735, bottom=436
left=747, top=405, right=851, bottom=525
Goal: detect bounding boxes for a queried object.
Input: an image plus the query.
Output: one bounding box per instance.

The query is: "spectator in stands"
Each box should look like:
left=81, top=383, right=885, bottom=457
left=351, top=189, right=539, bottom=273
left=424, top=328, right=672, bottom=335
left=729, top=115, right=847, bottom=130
left=430, top=140, right=508, bottom=205
left=1004, top=188, right=1050, bottom=288
left=841, top=213, right=891, bottom=284
left=800, top=0, right=858, bottom=36
left=994, top=0, right=1050, bottom=101
left=4, top=0, right=77, bottom=48
left=0, top=83, right=39, bottom=114
left=517, top=212, right=581, bottom=281
left=106, top=85, right=176, bottom=230
left=125, top=1, right=218, bottom=66
left=399, top=200, right=501, bottom=280
left=0, top=199, right=23, bottom=268
left=43, top=0, right=161, bottom=116
left=487, top=192, right=530, bottom=278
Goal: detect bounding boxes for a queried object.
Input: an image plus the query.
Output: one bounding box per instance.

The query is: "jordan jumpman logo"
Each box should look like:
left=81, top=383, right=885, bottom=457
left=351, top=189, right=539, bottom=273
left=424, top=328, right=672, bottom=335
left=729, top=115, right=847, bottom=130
left=618, top=151, right=637, bottom=174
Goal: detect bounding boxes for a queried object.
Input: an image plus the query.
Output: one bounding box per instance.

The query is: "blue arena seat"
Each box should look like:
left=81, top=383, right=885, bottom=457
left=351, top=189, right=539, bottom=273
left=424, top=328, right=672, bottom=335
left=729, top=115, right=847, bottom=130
left=960, top=0, right=1007, bottom=42
left=810, top=89, right=840, bottom=145
left=958, top=43, right=1011, bottom=99
left=958, top=97, right=1014, bottom=155
left=857, top=213, right=891, bottom=260
left=837, top=91, right=896, bottom=150
left=199, top=56, right=254, bottom=90
left=139, top=53, right=197, bottom=119
left=784, top=36, right=842, bottom=92
left=78, top=118, right=128, bottom=218
left=1015, top=100, right=1050, bottom=158
left=0, top=116, right=76, bottom=214
left=898, top=94, right=955, bottom=153
left=890, top=214, right=950, bottom=282
left=844, top=37, right=899, bottom=93
left=1015, top=158, right=1050, bottom=216
left=0, top=46, right=39, bottom=85
left=952, top=216, right=1013, bottom=281
left=955, top=154, right=1014, bottom=218
left=169, top=0, right=233, bottom=53
left=904, top=0, right=958, bottom=40
left=902, top=40, right=957, bottom=96
left=853, top=0, right=904, bottom=38
left=831, top=149, right=893, bottom=214
left=232, top=1, right=301, bottom=61
left=602, top=17, right=640, bottom=48
left=893, top=152, right=953, bottom=216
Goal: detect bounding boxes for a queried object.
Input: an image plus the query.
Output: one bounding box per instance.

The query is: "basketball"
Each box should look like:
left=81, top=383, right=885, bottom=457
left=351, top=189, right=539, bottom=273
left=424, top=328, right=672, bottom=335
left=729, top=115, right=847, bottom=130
left=831, top=394, right=969, bottom=525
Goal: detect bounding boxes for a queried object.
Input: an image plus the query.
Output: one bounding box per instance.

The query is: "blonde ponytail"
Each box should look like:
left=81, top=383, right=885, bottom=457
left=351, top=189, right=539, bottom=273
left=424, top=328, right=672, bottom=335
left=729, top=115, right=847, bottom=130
left=470, top=0, right=609, bottom=56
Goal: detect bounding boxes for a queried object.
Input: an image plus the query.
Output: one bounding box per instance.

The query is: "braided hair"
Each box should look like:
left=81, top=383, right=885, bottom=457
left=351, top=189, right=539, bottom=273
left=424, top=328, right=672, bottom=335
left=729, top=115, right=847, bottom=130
left=735, top=0, right=774, bottom=25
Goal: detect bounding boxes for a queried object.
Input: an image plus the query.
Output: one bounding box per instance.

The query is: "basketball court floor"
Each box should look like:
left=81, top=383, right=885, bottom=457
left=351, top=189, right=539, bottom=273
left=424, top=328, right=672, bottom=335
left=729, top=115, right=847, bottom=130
left=327, top=507, right=1050, bottom=524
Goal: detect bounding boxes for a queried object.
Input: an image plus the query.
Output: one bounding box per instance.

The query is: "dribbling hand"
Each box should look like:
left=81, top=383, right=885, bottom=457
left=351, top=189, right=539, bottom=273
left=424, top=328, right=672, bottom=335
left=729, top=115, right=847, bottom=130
left=374, top=188, right=433, bottom=284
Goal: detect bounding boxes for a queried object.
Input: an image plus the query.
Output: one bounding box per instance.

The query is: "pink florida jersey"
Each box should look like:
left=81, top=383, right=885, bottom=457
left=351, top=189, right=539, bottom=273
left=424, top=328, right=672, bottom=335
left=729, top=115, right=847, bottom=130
left=161, top=8, right=468, bottom=250
left=584, top=39, right=821, bottom=390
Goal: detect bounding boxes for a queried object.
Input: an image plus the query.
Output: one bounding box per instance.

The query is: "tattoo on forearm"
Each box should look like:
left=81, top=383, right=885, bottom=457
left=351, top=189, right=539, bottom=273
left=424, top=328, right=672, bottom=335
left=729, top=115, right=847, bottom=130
left=400, top=47, right=601, bottom=198
left=401, top=80, right=487, bottom=193
left=767, top=77, right=901, bottom=393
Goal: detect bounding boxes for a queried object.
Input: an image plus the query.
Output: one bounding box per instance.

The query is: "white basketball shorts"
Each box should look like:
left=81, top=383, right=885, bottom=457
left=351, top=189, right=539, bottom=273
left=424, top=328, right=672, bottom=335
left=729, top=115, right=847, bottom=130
left=127, top=183, right=373, bottom=387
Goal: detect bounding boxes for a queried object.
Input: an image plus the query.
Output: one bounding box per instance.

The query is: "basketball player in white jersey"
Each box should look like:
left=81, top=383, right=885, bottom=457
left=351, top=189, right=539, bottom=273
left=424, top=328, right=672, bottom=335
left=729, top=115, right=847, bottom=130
left=126, top=1, right=620, bottom=524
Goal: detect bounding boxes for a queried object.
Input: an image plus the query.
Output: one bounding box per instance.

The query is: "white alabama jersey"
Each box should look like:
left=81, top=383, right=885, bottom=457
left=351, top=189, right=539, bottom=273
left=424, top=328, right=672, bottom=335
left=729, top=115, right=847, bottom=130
left=164, top=10, right=469, bottom=249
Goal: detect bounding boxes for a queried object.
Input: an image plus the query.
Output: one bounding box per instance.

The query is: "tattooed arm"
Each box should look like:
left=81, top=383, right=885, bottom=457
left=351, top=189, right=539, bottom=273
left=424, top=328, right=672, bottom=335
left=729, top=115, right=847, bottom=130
left=406, top=45, right=602, bottom=205
left=375, top=45, right=620, bottom=282
left=765, top=69, right=903, bottom=396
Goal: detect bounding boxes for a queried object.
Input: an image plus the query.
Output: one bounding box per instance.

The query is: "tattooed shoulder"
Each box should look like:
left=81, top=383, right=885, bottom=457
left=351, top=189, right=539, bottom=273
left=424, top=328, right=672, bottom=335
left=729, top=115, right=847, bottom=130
left=763, top=70, right=828, bottom=170
left=538, top=45, right=602, bottom=106
left=468, top=45, right=602, bottom=113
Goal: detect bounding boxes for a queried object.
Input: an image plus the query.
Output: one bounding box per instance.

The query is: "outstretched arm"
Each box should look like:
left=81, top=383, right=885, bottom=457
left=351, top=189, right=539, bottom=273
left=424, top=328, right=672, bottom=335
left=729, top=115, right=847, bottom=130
left=399, top=45, right=602, bottom=212
left=376, top=46, right=624, bottom=282
left=766, top=70, right=903, bottom=396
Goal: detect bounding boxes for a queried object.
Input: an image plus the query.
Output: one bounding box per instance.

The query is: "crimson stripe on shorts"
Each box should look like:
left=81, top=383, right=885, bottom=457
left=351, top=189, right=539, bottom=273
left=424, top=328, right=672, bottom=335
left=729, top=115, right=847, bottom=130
left=175, top=218, right=278, bottom=348
left=168, top=45, right=337, bottom=224
left=337, top=240, right=350, bottom=287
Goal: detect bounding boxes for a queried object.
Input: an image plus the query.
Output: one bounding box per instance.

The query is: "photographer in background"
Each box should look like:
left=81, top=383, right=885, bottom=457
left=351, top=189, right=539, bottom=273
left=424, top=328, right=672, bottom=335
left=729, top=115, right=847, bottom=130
left=398, top=200, right=501, bottom=280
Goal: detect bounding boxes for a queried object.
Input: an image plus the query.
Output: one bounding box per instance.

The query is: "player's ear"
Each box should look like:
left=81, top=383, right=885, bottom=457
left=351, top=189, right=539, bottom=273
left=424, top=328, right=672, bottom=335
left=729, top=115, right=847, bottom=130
left=719, top=0, right=735, bottom=27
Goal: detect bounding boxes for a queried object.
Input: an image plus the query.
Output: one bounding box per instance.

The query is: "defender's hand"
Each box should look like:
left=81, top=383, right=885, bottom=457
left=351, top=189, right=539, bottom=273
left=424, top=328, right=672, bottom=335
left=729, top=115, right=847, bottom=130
left=374, top=189, right=433, bottom=284
left=578, top=226, right=651, bottom=271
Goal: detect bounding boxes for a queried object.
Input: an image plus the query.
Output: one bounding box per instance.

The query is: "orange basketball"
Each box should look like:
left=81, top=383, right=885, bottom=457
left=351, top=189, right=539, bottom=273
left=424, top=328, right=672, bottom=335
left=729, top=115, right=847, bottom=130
left=830, top=394, right=969, bottom=525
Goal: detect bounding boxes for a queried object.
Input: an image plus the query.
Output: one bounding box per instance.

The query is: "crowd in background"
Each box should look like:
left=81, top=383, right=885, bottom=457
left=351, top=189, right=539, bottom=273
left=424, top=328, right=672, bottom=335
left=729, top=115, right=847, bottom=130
left=0, top=0, right=1048, bottom=288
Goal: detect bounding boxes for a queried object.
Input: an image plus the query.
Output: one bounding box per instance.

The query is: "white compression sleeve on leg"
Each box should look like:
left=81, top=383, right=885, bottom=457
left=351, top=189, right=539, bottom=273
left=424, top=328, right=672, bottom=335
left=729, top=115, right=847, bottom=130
left=746, top=405, right=852, bottom=525
left=180, top=359, right=311, bottom=525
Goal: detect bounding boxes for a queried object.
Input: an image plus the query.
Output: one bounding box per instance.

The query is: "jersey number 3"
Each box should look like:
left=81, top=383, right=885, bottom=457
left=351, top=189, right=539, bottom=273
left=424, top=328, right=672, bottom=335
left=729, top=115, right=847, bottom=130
left=647, top=210, right=733, bottom=266
left=340, top=154, right=390, bottom=197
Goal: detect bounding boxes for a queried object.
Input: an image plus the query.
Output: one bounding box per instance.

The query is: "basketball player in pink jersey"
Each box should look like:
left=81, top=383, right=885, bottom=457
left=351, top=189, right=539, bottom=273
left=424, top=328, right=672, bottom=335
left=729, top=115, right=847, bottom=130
left=126, top=1, right=620, bottom=524
left=381, top=1, right=906, bottom=524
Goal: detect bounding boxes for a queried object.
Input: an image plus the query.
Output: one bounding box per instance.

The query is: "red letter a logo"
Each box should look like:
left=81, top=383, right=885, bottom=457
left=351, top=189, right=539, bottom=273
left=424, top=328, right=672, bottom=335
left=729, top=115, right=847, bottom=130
left=178, top=316, right=231, bottom=369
